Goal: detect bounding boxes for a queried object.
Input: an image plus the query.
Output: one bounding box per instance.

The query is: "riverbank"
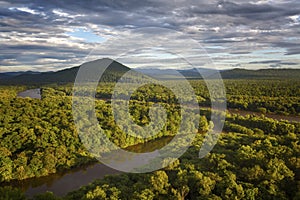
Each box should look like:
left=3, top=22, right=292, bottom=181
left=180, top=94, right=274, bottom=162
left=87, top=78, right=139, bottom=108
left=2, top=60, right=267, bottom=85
left=227, top=108, right=300, bottom=122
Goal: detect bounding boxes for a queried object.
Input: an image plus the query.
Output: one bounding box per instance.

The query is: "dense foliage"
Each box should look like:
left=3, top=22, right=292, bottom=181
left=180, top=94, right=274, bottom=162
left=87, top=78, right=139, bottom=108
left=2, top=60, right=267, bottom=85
left=0, top=77, right=299, bottom=199
left=1, top=114, right=299, bottom=199
left=53, top=79, right=300, bottom=116
left=0, top=87, right=95, bottom=183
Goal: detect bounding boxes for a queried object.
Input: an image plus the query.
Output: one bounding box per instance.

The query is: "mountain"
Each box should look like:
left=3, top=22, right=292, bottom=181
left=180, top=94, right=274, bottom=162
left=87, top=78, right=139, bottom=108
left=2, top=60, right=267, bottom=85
left=178, top=68, right=300, bottom=80
left=138, top=68, right=300, bottom=80
left=0, top=59, right=132, bottom=85
left=136, top=68, right=218, bottom=80
left=0, top=71, right=41, bottom=80
left=0, top=59, right=299, bottom=85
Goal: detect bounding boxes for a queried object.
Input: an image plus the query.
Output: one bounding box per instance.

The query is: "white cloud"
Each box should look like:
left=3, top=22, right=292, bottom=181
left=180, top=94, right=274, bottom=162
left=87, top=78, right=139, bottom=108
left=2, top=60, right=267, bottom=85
left=289, top=15, right=300, bottom=26
left=52, top=9, right=70, bottom=17
left=52, top=9, right=85, bottom=18
left=9, top=7, right=45, bottom=16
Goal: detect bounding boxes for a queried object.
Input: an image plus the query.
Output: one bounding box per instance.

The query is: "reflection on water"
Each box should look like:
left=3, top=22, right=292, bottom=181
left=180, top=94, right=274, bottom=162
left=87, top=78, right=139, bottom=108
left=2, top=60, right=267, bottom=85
left=23, top=164, right=119, bottom=197
left=126, top=136, right=173, bottom=153
left=17, top=88, right=41, bottom=99
left=10, top=136, right=173, bottom=197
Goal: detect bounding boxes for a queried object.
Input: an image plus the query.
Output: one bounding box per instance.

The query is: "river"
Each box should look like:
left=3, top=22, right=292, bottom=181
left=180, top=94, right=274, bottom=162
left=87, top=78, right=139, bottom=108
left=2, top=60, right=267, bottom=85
left=10, top=136, right=173, bottom=197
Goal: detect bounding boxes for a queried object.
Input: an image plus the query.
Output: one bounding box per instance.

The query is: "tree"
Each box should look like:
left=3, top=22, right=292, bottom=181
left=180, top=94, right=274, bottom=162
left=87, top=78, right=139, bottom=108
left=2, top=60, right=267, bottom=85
left=84, top=184, right=120, bottom=200
left=150, top=171, right=170, bottom=196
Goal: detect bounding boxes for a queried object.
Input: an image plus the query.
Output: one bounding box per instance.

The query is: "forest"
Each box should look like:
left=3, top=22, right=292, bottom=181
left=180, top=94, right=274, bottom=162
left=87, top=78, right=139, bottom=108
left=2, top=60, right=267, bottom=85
left=0, top=77, right=299, bottom=199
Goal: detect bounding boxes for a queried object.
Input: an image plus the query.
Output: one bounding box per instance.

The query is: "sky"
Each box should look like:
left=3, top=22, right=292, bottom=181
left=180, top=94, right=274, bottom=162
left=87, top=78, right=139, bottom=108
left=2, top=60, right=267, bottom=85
left=0, top=0, right=300, bottom=72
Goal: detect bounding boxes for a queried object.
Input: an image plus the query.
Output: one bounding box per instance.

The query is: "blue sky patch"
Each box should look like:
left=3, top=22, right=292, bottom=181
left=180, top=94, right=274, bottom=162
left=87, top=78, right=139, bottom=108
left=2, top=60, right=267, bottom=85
left=67, top=28, right=106, bottom=43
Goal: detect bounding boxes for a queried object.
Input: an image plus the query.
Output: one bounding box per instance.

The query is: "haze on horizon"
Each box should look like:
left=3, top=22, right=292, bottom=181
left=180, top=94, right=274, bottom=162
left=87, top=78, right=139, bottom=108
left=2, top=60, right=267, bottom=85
left=0, top=0, right=300, bottom=72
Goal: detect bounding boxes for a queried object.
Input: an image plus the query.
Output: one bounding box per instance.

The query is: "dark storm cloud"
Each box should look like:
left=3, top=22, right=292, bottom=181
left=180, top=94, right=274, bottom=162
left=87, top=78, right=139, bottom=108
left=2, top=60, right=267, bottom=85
left=229, top=51, right=251, bottom=54
left=270, top=41, right=300, bottom=55
left=187, top=0, right=300, bottom=20
left=1, top=44, right=87, bottom=54
left=281, top=62, right=298, bottom=65
left=249, top=60, right=281, bottom=64
left=285, top=48, right=300, bottom=55
left=2, top=0, right=165, bottom=28
left=249, top=60, right=298, bottom=66
left=0, top=0, right=300, bottom=71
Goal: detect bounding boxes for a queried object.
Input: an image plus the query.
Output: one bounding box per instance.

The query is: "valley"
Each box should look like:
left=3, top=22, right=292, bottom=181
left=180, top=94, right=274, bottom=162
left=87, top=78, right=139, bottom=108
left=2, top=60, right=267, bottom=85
left=0, top=61, right=299, bottom=199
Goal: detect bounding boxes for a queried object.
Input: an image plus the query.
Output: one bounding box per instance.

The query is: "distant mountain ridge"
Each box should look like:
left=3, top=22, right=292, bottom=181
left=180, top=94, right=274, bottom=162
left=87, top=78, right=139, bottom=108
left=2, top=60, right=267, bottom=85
left=0, top=59, right=299, bottom=85
left=219, top=68, right=300, bottom=79
left=139, top=67, right=300, bottom=80
left=0, top=59, right=132, bottom=85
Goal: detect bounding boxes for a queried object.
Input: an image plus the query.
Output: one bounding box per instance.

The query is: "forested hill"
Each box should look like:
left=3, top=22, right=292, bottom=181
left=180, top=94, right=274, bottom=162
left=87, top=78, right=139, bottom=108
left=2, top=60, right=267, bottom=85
left=0, top=59, right=132, bottom=85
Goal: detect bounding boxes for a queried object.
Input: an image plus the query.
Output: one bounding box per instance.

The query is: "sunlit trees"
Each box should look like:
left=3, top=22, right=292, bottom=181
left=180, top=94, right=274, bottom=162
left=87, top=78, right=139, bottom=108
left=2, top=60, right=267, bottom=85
left=0, top=79, right=299, bottom=199
left=84, top=184, right=121, bottom=200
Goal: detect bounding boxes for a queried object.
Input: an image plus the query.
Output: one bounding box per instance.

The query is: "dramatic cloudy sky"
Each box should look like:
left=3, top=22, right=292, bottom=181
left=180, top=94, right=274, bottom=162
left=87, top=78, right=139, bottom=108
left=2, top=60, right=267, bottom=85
left=0, top=0, right=300, bottom=72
